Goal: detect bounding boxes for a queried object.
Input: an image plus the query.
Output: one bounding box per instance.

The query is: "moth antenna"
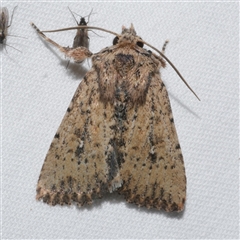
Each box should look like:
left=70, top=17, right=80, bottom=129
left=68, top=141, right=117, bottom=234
left=143, top=40, right=200, bottom=101
left=42, top=26, right=120, bottom=37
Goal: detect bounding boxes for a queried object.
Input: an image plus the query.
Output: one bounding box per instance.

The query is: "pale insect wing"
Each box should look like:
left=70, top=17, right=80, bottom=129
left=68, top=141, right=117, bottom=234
left=119, top=77, right=186, bottom=211
left=72, top=17, right=89, bottom=64
left=36, top=69, right=122, bottom=206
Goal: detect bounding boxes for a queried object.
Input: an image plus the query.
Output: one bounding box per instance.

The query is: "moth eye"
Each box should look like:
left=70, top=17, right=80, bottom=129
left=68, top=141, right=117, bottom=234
left=113, top=36, right=119, bottom=45
left=137, top=41, right=144, bottom=48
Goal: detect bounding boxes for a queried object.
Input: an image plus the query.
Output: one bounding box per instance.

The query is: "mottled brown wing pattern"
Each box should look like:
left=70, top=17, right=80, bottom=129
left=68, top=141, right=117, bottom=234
left=92, top=36, right=186, bottom=211
left=36, top=69, right=122, bottom=206
left=36, top=24, right=186, bottom=211
left=118, top=75, right=186, bottom=211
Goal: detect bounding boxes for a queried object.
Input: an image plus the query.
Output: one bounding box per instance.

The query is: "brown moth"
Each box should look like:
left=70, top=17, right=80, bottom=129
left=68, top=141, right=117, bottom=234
left=32, top=23, right=193, bottom=211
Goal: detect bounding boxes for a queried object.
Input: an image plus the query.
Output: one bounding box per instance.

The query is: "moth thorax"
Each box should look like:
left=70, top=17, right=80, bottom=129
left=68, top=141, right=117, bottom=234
left=114, top=53, right=135, bottom=77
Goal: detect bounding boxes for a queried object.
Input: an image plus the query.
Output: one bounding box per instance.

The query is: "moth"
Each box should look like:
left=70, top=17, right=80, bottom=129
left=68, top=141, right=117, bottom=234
left=32, top=23, right=199, bottom=211
left=68, top=7, right=92, bottom=51
left=65, top=8, right=92, bottom=67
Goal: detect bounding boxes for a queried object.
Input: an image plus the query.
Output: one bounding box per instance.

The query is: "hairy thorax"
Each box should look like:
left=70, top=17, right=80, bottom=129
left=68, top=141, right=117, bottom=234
left=92, top=30, right=164, bottom=105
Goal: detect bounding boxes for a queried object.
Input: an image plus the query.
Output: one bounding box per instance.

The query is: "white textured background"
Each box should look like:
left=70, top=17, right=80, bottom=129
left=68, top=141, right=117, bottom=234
left=2, top=1, right=239, bottom=239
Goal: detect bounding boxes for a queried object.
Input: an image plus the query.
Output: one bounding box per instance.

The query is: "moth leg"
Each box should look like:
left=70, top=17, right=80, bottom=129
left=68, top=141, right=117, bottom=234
left=31, top=22, right=93, bottom=63
left=161, top=40, right=169, bottom=54
left=8, top=6, right=17, bottom=28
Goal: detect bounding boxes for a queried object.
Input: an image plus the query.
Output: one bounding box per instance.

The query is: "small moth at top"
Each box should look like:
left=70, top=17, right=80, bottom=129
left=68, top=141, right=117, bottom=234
left=66, top=8, right=92, bottom=66
left=68, top=7, right=92, bottom=51
left=32, top=22, right=196, bottom=212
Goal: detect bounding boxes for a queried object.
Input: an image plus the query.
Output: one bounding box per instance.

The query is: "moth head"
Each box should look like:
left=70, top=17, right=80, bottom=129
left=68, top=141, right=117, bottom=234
left=113, top=24, right=144, bottom=48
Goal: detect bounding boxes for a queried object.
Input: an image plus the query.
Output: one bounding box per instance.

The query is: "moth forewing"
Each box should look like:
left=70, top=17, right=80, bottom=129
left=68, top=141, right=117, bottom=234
left=72, top=17, right=89, bottom=51
left=36, top=24, right=187, bottom=212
